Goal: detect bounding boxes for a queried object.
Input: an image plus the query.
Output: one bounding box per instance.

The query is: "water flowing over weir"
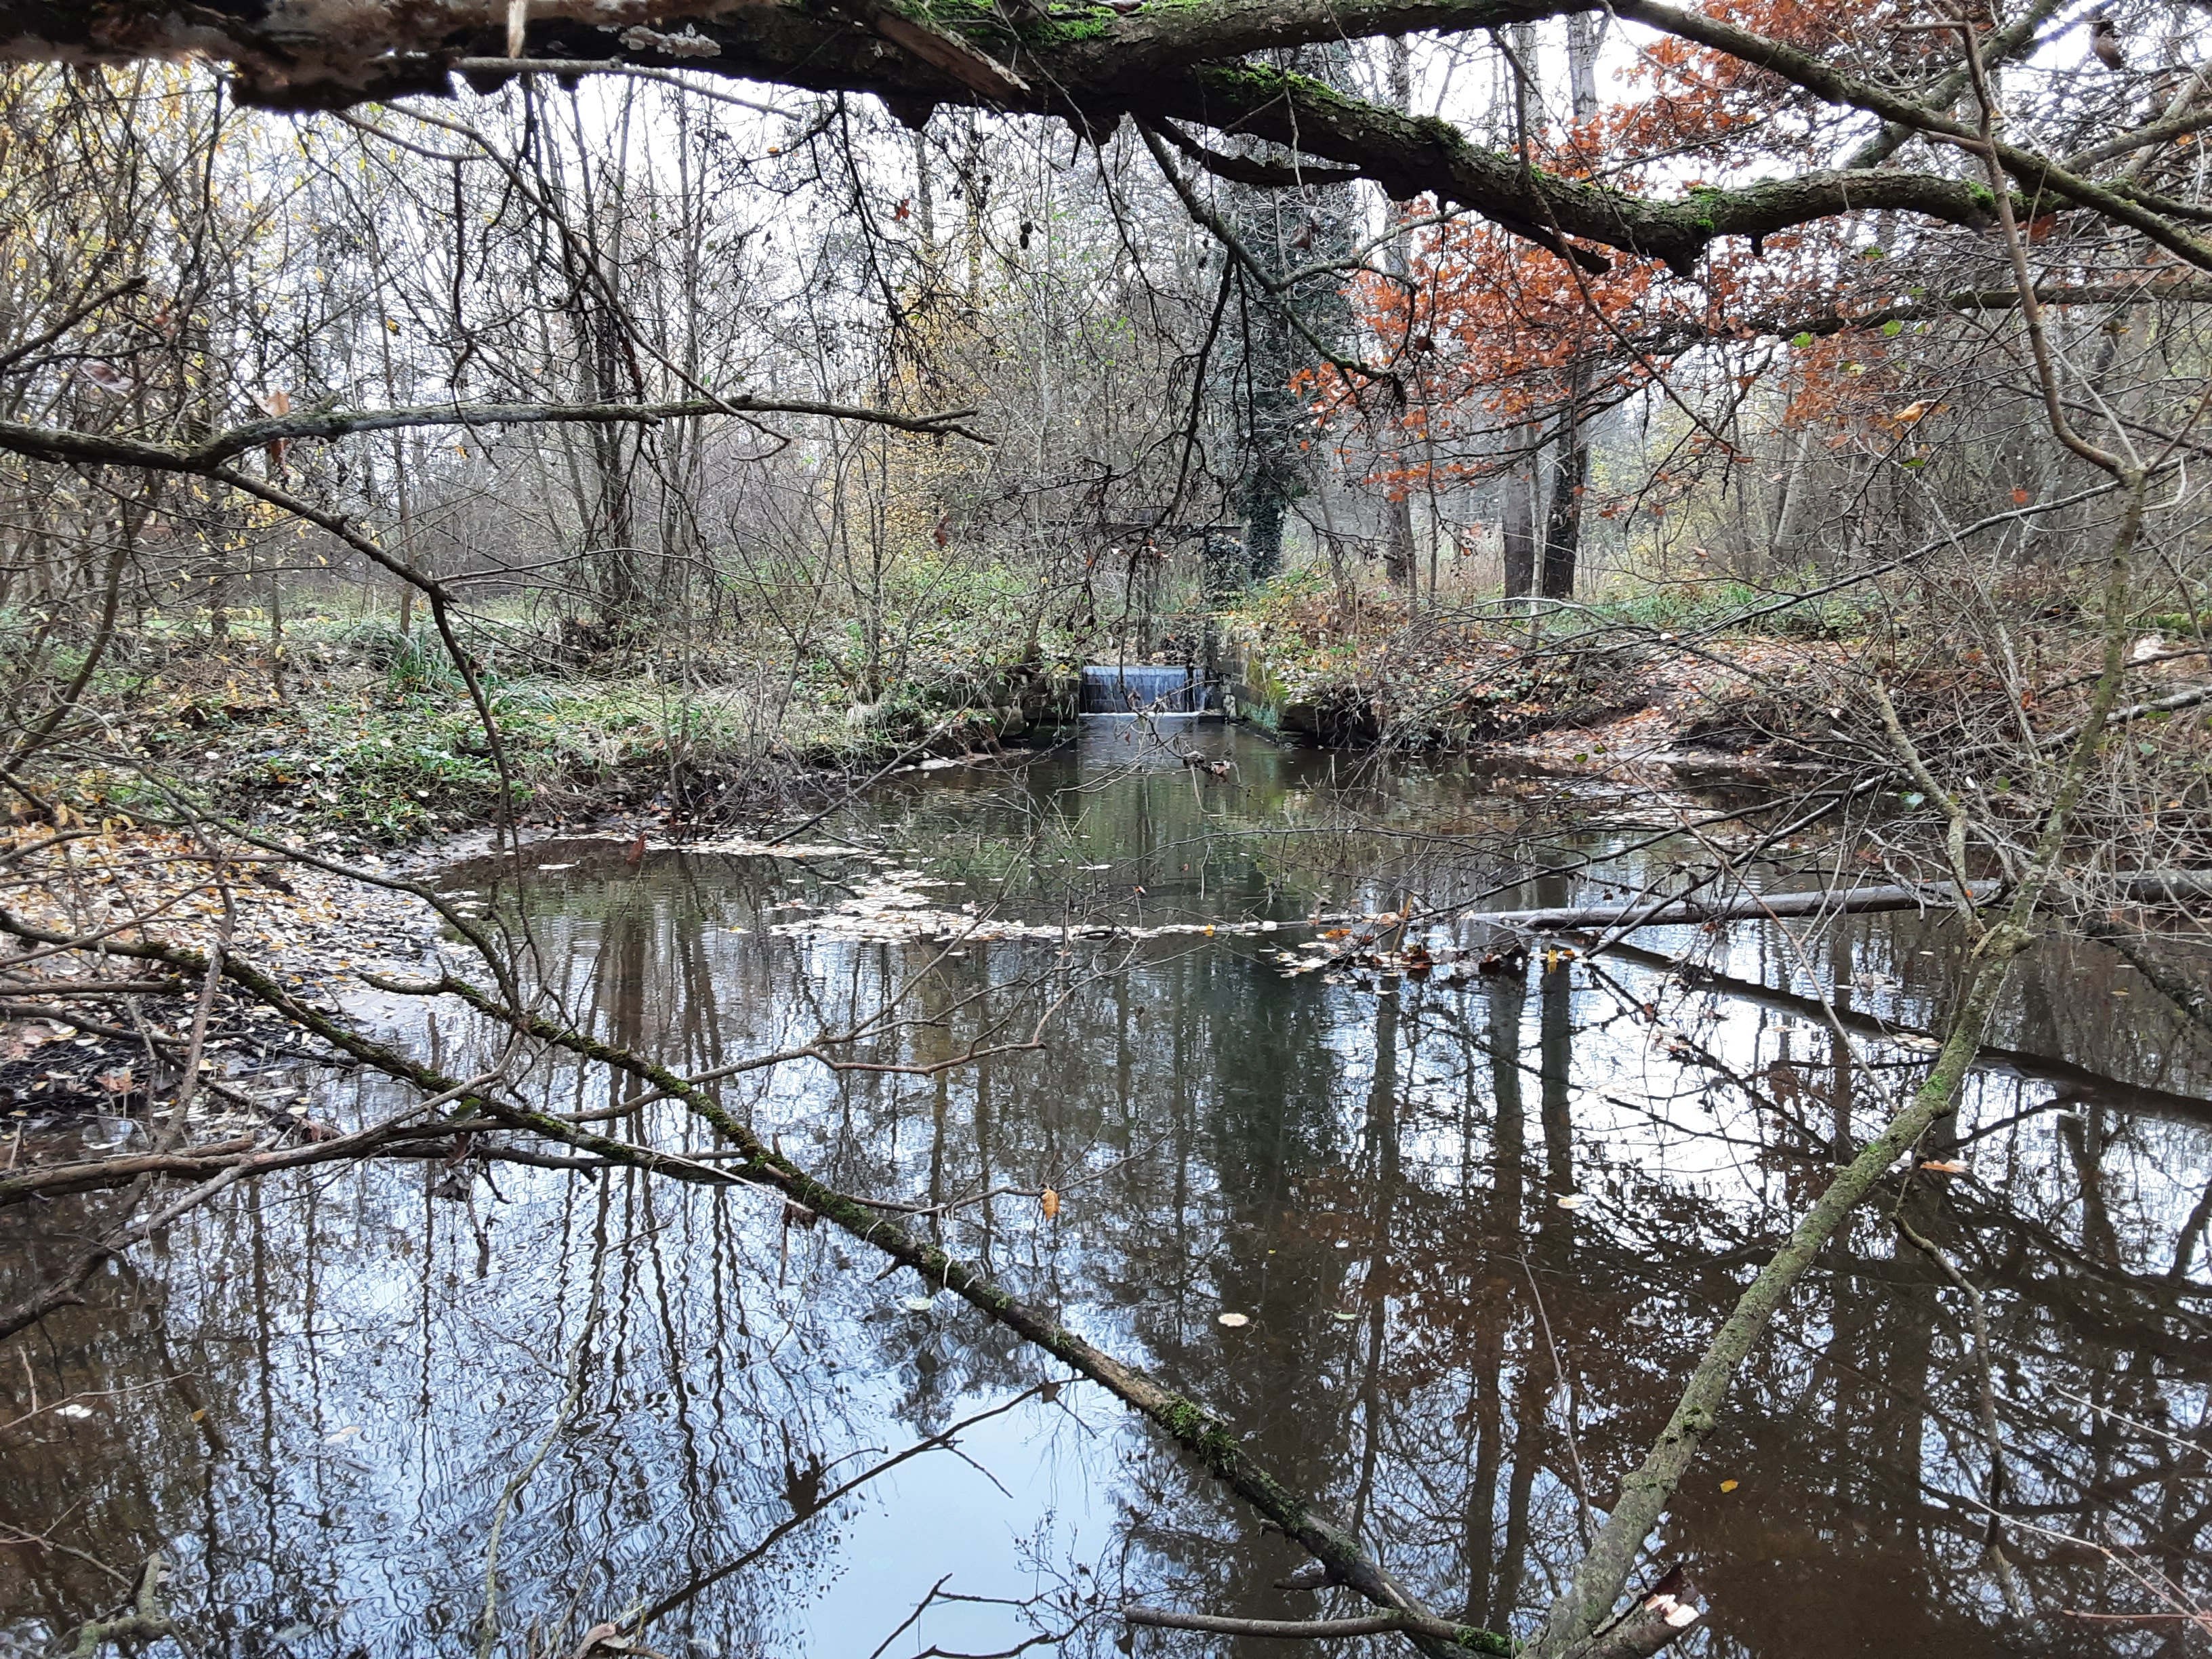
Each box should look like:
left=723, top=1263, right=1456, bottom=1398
left=1078, top=663, right=1213, bottom=715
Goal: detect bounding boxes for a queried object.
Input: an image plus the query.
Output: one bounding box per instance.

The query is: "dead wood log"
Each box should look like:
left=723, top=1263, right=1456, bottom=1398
left=1460, top=880, right=2005, bottom=936
left=1460, top=870, right=2212, bottom=938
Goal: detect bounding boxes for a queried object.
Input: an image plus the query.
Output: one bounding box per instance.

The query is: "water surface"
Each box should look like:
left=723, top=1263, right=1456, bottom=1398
left=5, top=725, right=2209, bottom=1658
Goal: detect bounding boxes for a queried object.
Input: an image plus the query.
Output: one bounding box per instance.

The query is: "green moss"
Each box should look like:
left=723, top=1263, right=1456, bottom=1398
left=1160, top=1399, right=1210, bottom=1439
left=1036, top=14, right=1112, bottom=39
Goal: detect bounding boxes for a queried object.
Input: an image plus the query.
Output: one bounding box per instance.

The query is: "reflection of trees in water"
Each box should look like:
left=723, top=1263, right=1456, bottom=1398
left=8, top=844, right=2212, bottom=1656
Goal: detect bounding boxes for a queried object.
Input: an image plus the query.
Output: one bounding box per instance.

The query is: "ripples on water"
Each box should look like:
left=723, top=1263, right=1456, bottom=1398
left=5, top=725, right=2210, bottom=1658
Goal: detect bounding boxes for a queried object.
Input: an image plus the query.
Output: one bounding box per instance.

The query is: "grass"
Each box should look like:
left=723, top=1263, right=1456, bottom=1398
left=14, top=593, right=1097, bottom=844
left=9, top=554, right=1893, bottom=842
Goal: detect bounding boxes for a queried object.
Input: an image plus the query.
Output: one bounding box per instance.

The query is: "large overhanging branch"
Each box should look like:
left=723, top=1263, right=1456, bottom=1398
left=1152, top=64, right=1997, bottom=276
left=14, top=0, right=2207, bottom=276
left=0, top=395, right=986, bottom=478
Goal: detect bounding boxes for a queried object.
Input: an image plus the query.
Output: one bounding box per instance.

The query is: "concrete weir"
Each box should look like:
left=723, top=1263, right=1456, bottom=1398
left=1078, top=663, right=1216, bottom=717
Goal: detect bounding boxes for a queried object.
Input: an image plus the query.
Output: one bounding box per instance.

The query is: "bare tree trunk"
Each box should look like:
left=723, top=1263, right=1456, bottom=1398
left=1502, top=460, right=1536, bottom=599
left=960, top=117, right=986, bottom=309
left=1500, top=22, right=1544, bottom=609
left=1565, top=13, right=1602, bottom=121
left=1380, top=34, right=1418, bottom=596
left=1540, top=387, right=1589, bottom=602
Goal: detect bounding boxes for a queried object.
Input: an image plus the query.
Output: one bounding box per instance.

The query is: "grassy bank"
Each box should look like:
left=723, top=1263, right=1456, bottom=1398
left=17, top=606, right=1092, bottom=848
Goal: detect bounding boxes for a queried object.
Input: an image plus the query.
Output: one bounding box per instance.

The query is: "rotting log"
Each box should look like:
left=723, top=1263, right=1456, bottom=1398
left=1456, top=880, right=2005, bottom=936
left=1456, top=870, right=2212, bottom=938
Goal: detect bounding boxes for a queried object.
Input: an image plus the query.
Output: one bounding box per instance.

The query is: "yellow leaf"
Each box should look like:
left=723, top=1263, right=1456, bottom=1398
left=1719, top=1479, right=1738, bottom=1493
left=1040, top=1187, right=1061, bottom=1221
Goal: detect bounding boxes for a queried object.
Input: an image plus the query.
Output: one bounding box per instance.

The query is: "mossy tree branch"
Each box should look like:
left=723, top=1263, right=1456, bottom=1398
left=15, top=0, right=2207, bottom=276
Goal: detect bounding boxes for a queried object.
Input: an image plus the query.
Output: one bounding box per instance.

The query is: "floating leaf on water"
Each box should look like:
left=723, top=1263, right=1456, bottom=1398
left=1919, top=1159, right=1967, bottom=1174
left=1216, top=1311, right=1250, bottom=1328
left=1719, top=1479, right=1739, bottom=1493
left=902, top=1296, right=936, bottom=1313
left=1332, top=1311, right=1359, bottom=1323
left=1555, top=1193, right=1588, bottom=1210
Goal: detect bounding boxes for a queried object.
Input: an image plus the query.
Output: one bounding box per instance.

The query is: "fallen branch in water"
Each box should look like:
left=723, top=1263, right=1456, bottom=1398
left=1456, top=869, right=2212, bottom=939
left=58, top=1551, right=173, bottom=1658
left=1125, top=1610, right=1467, bottom=1641
left=1126, top=1583, right=1702, bottom=1656
left=1463, top=880, right=2003, bottom=935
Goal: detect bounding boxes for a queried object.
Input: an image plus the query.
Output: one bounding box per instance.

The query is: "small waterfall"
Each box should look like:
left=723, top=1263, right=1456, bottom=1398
left=1079, top=663, right=1212, bottom=715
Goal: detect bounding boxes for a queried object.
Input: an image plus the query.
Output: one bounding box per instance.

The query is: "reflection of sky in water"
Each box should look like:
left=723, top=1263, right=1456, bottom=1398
left=6, top=727, right=2212, bottom=1658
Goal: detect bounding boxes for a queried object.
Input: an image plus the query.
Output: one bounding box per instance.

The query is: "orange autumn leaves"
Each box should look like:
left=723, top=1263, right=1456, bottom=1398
left=1296, top=0, right=1967, bottom=498
left=1309, top=217, right=1917, bottom=495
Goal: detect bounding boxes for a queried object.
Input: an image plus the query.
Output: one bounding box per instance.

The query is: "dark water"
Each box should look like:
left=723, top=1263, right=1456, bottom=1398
left=6, top=725, right=2211, bottom=1658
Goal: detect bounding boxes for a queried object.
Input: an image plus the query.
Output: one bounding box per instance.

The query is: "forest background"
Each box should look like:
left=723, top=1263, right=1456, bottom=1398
left=6, top=3, right=2198, bottom=842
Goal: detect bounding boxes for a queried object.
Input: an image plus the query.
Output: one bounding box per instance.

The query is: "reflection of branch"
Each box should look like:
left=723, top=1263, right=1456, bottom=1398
left=851, top=1134, right=1166, bottom=1218
left=2078, top=923, right=2212, bottom=1047
left=1966, top=1508, right=2212, bottom=1633
left=0, top=1151, right=256, bottom=1341
left=477, top=1191, right=613, bottom=1659
left=869, top=1580, right=1074, bottom=1659
left=1127, top=1609, right=1466, bottom=1640
left=406, top=958, right=1506, bottom=1658
left=1893, top=1212, right=2026, bottom=1618
left=628, top=1385, right=1050, bottom=1633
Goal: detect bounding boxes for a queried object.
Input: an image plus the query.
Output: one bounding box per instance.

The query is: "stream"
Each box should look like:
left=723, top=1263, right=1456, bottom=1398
left=5, top=723, right=2210, bottom=1658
